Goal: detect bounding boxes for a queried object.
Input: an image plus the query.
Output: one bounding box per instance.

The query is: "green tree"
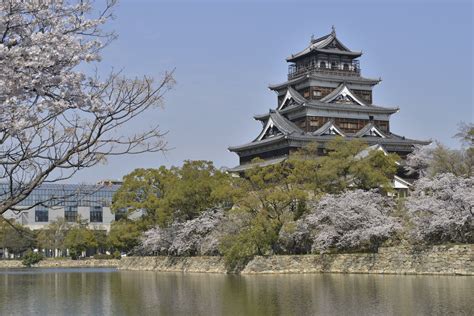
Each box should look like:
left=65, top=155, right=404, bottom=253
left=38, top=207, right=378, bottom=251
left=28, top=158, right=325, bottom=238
left=290, top=138, right=399, bottom=194
left=0, top=219, right=35, bottom=257
left=220, top=159, right=309, bottom=271
left=64, top=226, right=98, bottom=259
left=220, top=212, right=280, bottom=272
left=36, top=218, right=71, bottom=256
left=112, top=160, right=235, bottom=227
left=239, top=159, right=308, bottom=223
left=107, top=220, right=143, bottom=253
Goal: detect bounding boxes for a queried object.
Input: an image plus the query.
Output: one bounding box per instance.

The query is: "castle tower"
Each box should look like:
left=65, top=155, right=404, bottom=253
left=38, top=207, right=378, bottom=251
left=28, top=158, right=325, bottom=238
left=228, top=28, right=430, bottom=171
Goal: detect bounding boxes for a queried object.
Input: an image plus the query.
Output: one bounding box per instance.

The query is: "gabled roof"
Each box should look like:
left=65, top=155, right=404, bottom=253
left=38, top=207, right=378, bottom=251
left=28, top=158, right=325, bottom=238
left=254, top=101, right=399, bottom=121
left=320, top=83, right=367, bottom=105
left=312, top=120, right=346, bottom=137
left=354, top=122, right=387, bottom=138
left=255, top=110, right=303, bottom=141
left=286, top=28, right=362, bottom=62
left=276, top=86, right=307, bottom=110
left=393, top=175, right=412, bottom=189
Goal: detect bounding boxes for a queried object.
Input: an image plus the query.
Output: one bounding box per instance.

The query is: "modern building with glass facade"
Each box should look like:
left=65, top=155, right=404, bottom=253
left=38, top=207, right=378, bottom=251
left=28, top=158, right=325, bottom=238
left=2, top=183, right=121, bottom=231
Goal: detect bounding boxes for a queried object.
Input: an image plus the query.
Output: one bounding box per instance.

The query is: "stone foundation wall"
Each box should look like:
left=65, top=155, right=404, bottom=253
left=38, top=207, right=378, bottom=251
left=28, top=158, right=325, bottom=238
left=242, top=245, right=473, bottom=275
left=2, top=245, right=472, bottom=275
left=0, top=258, right=120, bottom=269
left=118, top=256, right=226, bottom=273
left=119, top=245, right=473, bottom=275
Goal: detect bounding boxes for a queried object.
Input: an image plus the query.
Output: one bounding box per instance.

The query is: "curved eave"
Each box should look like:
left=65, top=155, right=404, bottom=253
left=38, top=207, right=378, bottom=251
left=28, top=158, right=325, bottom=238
left=286, top=49, right=362, bottom=62
left=254, top=103, right=398, bottom=122
left=287, top=134, right=431, bottom=146
left=228, top=134, right=288, bottom=152
left=229, top=133, right=431, bottom=154
left=269, top=73, right=381, bottom=91
left=305, top=102, right=399, bottom=114
left=254, top=113, right=270, bottom=121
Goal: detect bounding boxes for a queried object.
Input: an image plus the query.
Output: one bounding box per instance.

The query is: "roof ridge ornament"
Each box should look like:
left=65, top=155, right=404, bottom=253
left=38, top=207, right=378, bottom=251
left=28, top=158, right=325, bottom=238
left=331, top=25, right=336, bottom=36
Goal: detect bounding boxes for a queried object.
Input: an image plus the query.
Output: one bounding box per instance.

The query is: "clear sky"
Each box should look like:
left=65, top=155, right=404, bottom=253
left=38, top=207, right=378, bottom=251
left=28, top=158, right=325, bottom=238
left=73, top=0, right=473, bottom=183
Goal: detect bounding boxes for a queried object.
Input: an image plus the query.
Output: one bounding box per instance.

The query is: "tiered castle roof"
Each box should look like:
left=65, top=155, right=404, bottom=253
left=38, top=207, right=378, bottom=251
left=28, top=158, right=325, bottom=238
left=228, top=28, right=430, bottom=170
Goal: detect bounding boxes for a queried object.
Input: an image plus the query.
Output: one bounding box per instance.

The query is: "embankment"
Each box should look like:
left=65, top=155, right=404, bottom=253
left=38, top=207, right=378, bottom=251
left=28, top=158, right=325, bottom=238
left=0, top=258, right=120, bottom=268
left=2, top=245, right=472, bottom=275
left=118, top=245, right=473, bottom=275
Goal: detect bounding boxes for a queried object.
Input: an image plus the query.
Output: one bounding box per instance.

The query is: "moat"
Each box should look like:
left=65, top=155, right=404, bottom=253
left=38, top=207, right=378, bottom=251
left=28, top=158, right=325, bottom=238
left=0, top=268, right=472, bottom=315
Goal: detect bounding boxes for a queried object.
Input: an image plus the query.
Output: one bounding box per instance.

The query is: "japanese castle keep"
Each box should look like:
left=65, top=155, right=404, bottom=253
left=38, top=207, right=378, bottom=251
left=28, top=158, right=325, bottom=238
left=229, top=27, right=429, bottom=171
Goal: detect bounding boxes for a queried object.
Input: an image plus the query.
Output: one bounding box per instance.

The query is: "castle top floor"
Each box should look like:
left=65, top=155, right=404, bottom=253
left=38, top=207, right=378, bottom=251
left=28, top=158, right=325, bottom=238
left=287, top=27, right=363, bottom=80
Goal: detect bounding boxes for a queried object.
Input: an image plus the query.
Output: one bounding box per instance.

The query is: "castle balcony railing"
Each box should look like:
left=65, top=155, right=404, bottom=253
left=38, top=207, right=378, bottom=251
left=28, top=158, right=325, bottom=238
left=288, top=60, right=360, bottom=79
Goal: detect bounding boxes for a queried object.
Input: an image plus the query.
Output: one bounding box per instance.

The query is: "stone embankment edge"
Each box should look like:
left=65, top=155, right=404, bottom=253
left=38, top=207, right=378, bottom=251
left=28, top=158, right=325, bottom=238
left=0, top=259, right=120, bottom=269
left=117, top=245, right=473, bottom=276
left=2, top=245, right=472, bottom=276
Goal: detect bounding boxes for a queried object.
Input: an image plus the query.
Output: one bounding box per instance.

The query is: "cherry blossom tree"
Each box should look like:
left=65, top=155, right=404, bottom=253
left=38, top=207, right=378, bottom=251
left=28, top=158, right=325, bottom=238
left=0, top=0, right=174, bottom=215
left=280, top=190, right=401, bottom=254
left=406, top=174, right=473, bottom=244
left=404, top=144, right=434, bottom=177
left=138, top=208, right=226, bottom=256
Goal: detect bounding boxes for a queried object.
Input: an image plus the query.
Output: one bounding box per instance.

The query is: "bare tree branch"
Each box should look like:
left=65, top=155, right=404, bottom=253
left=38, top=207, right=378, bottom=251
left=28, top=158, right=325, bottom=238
left=0, top=0, right=175, bottom=215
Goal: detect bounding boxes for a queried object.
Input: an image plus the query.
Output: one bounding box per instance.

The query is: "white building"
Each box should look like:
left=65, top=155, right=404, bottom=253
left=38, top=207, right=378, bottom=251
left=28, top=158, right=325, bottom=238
left=2, top=183, right=122, bottom=231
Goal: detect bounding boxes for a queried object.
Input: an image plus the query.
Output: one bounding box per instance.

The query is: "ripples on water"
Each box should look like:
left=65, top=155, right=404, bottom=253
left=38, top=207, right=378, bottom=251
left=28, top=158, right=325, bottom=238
left=0, top=268, right=472, bottom=315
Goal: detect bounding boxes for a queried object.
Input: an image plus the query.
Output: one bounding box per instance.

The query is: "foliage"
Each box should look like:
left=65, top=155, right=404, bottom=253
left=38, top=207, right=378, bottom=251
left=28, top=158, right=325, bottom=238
left=406, top=124, right=473, bottom=178
left=0, top=219, right=35, bottom=256
left=220, top=212, right=280, bottom=271
left=405, top=174, right=473, bottom=244
left=0, top=0, right=174, bottom=216
left=454, top=122, right=474, bottom=148
left=107, top=220, right=143, bottom=253
left=112, top=161, right=235, bottom=227
left=64, top=226, right=98, bottom=259
left=36, top=218, right=71, bottom=253
left=239, top=158, right=308, bottom=222
left=22, top=251, right=44, bottom=267
left=313, top=138, right=399, bottom=193
left=280, top=190, right=401, bottom=254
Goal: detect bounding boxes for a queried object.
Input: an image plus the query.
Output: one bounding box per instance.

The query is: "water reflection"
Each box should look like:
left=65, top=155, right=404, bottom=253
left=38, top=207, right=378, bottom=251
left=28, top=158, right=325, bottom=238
left=0, top=268, right=472, bottom=315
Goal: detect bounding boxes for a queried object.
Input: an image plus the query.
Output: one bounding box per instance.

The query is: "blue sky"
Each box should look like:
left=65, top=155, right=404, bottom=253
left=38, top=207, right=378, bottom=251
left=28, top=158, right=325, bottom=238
left=74, top=0, right=473, bottom=183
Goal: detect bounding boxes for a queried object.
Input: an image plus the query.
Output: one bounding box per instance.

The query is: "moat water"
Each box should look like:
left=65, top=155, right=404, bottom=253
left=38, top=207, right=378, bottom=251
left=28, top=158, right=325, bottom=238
left=0, top=268, right=472, bottom=315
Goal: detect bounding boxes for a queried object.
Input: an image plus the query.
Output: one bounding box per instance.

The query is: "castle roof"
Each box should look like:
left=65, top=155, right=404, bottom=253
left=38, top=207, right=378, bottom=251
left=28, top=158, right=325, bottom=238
left=269, top=73, right=381, bottom=91
left=286, top=28, right=362, bottom=62
left=229, top=109, right=429, bottom=153
left=254, top=84, right=399, bottom=121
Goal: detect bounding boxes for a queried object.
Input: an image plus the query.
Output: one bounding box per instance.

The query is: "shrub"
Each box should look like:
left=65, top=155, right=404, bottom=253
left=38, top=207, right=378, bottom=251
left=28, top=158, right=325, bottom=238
left=22, top=251, right=44, bottom=267
left=93, top=254, right=115, bottom=260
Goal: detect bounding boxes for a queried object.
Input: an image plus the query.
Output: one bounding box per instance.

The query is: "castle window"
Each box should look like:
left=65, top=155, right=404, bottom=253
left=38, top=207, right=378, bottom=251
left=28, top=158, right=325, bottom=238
left=343, top=63, right=349, bottom=70
left=309, top=120, right=319, bottom=127
left=331, top=62, right=337, bottom=69
left=320, top=61, right=326, bottom=68
left=313, top=90, right=322, bottom=97
left=340, top=122, right=358, bottom=130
